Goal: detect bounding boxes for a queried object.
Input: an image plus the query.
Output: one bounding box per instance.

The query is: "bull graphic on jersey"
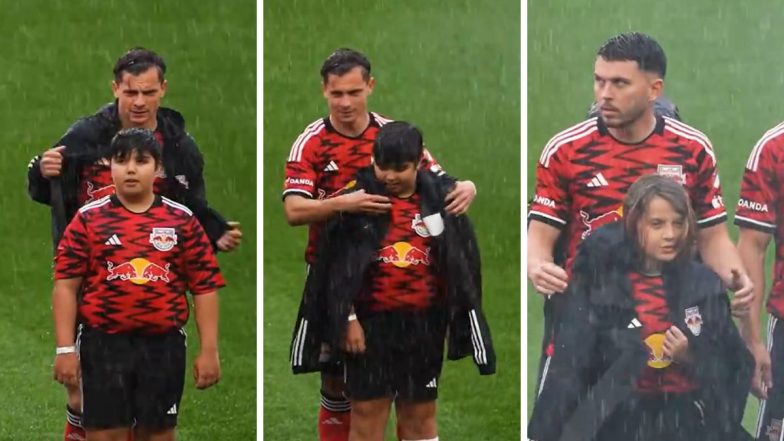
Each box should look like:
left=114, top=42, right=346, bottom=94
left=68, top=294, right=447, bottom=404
left=106, top=258, right=171, bottom=284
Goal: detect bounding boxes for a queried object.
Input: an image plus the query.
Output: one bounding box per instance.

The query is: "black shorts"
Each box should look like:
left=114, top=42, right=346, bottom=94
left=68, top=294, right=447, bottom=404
left=78, top=326, right=187, bottom=429
left=345, top=308, right=447, bottom=402
left=597, top=393, right=706, bottom=441
left=756, top=314, right=784, bottom=441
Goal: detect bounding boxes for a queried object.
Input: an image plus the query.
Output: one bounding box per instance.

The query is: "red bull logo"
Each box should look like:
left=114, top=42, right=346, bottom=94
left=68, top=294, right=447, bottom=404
left=377, top=241, right=430, bottom=268
left=106, top=258, right=170, bottom=284
left=643, top=333, right=672, bottom=369
left=149, top=228, right=178, bottom=252
left=85, top=181, right=116, bottom=203
left=580, top=207, right=623, bottom=239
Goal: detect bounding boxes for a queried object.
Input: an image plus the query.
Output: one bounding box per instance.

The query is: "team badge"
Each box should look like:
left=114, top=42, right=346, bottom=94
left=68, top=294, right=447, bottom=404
left=411, top=213, right=431, bottom=237
left=684, top=306, right=703, bottom=336
left=767, top=418, right=782, bottom=441
left=377, top=242, right=430, bottom=268
left=657, top=164, right=685, bottom=184
left=149, top=228, right=178, bottom=251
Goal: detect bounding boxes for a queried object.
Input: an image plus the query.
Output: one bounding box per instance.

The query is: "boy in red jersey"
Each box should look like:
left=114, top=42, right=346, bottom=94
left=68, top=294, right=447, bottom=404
left=52, top=128, right=224, bottom=441
left=293, top=121, right=495, bottom=441
left=284, top=48, right=478, bottom=441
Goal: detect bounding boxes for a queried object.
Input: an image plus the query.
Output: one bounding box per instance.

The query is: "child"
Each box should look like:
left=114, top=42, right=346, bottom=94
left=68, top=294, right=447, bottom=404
left=291, top=121, right=495, bottom=441
left=528, top=174, right=753, bottom=441
left=52, top=128, right=225, bottom=441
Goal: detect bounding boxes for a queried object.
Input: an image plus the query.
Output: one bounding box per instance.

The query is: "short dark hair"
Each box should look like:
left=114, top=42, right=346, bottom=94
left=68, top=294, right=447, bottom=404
left=320, top=48, right=371, bottom=84
left=373, top=122, right=424, bottom=170
left=597, top=32, right=667, bottom=78
left=113, top=47, right=167, bottom=83
left=108, top=128, right=162, bottom=165
left=623, top=174, right=697, bottom=266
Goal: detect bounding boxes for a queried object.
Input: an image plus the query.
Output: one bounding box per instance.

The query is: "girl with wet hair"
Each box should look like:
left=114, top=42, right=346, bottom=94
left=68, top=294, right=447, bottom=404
left=529, top=174, right=753, bottom=441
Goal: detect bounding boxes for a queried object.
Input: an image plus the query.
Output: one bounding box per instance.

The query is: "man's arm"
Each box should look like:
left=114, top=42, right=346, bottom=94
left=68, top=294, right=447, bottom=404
left=738, top=227, right=774, bottom=398
left=697, top=223, right=754, bottom=312
left=283, top=191, right=391, bottom=226
left=527, top=220, right=568, bottom=295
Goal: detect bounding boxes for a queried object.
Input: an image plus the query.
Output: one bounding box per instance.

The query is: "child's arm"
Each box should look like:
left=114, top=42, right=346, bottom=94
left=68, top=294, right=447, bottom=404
left=52, top=277, right=81, bottom=387
left=193, top=291, right=220, bottom=390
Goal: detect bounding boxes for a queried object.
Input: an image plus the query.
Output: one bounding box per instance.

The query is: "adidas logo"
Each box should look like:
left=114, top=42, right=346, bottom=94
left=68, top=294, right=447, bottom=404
left=627, top=317, right=642, bottom=329
left=586, top=172, right=609, bottom=187
left=321, top=417, right=343, bottom=425
left=425, top=378, right=437, bottom=389
left=323, top=161, right=339, bottom=172
left=104, top=234, right=122, bottom=246
left=167, top=403, right=178, bottom=415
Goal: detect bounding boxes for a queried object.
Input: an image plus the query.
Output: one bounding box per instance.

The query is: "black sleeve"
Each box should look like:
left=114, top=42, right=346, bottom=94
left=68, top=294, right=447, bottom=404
left=528, top=268, right=597, bottom=441
left=27, top=119, right=94, bottom=206
left=685, top=274, right=753, bottom=432
left=178, top=133, right=230, bottom=247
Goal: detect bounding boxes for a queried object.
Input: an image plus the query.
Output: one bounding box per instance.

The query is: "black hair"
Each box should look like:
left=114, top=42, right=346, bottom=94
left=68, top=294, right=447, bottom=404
left=113, top=47, right=167, bottom=83
left=373, top=122, right=424, bottom=170
left=597, top=32, right=667, bottom=78
left=320, top=48, right=371, bottom=83
left=108, top=128, right=162, bottom=165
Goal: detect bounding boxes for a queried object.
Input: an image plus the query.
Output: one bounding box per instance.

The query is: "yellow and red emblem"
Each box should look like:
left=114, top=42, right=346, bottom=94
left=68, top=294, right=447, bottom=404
left=377, top=242, right=430, bottom=268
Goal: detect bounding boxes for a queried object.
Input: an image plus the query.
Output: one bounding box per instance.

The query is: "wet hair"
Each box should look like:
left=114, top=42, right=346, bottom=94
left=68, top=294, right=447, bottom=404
left=113, top=47, right=167, bottom=83
left=108, top=128, right=162, bottom=166
left=320, top=48, right=371, bottom=84
left=373, top=121, right=424, bottom=170
left=597, top=32, right=667, bottom=78
left=623, top=174, right=697, bottom=265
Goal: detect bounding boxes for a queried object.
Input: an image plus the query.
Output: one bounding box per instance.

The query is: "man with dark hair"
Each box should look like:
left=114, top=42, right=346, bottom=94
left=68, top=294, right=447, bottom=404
left=53, top=128, right=223, bottom=441
left=283, top=48, right=478, bottom=441
left=27, top=47, right=241, bottom=441
left=527, top=32, right=753, bottom=406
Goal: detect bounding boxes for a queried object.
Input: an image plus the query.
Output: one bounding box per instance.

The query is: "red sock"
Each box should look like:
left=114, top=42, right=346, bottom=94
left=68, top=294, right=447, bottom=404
left=319, top=394, right=351, bottom=441
left=64, top=406, right=85, bottom=441
left=64, top=421, right=86, bottom=441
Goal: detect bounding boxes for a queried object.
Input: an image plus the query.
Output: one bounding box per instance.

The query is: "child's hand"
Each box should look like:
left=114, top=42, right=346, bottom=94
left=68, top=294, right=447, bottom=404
left=194, top=349, right=221, bottom=389
left=663, top=325, right=693, bottom=364
left=344, top=318, right=366, bottom=354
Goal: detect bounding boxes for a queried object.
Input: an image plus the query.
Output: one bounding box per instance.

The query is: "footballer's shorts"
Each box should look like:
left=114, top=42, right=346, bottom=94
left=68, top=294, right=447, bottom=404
left=79, top=326, right=186, bottom=429
left=597, top=392, right=706, bottom=441
left=344, top=308, right=447, bottom=402
left=756, top=314, right=784, bottom=441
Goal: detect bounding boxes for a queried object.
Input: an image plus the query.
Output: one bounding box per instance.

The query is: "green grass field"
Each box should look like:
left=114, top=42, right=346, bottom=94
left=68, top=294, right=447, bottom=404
left=263, top=0, right=520, bottom=439
left=7, top=1, right=256, bottom=439
left=527, top=0, right=784, bottom=433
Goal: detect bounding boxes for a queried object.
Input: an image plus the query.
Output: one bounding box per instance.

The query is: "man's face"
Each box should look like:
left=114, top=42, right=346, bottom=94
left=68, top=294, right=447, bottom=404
left=322, top=67, right=374, bottom=126
left=112, top=67, right=167, bottom=129
left=373, top=161, right=417, bottom=196
left=593, top=57, right=661, bottom=128
left=111, top=150, right=159, bottom=198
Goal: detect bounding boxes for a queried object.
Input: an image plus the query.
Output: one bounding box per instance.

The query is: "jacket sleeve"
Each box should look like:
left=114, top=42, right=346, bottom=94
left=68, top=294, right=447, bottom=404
left=685, top=271, right=753, bottom=435
left=528, top=262, right=597, bottom=441
left=178, top=133, right=230, bottom=247
left=27, top=121, right=88, bottom=205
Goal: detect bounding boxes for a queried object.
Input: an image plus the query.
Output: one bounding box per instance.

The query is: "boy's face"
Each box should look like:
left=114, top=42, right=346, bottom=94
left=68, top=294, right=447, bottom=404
left=373, top=161, right=417, bottom=196
left=111, top=149, right=159, bottom=198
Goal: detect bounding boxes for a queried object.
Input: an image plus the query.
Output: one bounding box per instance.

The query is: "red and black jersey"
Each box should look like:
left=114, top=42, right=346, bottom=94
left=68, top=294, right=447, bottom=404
left=282, top=113, right=443, bottom=264
left=77, top=132, right=167, bottom=206
left=735, top=121, right=784, bottom=319
left=529, top=116, right=726, bottom=273
left=630, top=272, right=698, bottom=394
left=357, top=194, right=440, bottom=312
left=55, top=194, right=225, bottom=334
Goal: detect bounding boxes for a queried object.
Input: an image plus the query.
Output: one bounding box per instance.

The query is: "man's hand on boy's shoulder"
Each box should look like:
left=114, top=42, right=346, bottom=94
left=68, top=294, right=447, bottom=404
left=445, top=180, right=477, bottom=215
left=335, top=189, right=391, bottom=215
